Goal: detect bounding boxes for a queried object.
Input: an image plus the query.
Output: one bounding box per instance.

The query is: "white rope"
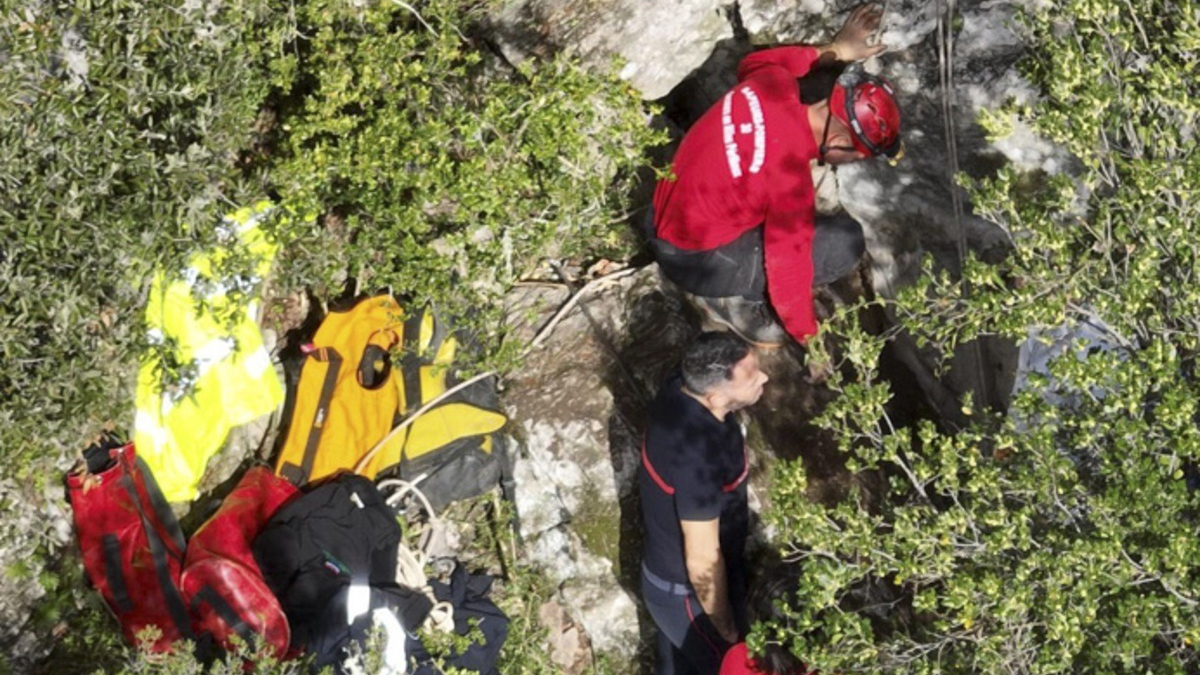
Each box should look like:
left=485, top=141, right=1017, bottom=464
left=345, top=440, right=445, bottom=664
left=364, top=265, right=641, bottom=605
left=358, top=265, right=637, bottom=477
left=383, top=0, right=436, bottom=35
left=379, top=478, right=457, bottom=633
left=379, top=477, right=437, bottom=524
left=353, top=371, right=497, bottom=475
left=357, top=267, right=643, bottom=598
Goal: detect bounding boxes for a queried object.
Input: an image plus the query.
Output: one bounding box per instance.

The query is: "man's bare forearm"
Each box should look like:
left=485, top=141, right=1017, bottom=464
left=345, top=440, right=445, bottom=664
left=687, top=551, right=737, bottom=643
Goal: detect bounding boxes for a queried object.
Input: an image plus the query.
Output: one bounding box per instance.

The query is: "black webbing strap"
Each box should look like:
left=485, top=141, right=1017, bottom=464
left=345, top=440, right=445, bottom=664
left=134, top=455, right=186, bottom=557
left=118, top=457, right=194, bottom=640
left=494, top=435, right=521, bottom=544
left=424, top=310, right=448, bottom=369
left=400, top=308, right=455, bottom=414
left=400, top=438, right=473, bottom=480
left=191, top=585, right=254, bottom=646
left=282, top=347, right=343, bottom=485
left=102, top=534, right=133, bottom=613
left=400, top=313, right=424, bottom=413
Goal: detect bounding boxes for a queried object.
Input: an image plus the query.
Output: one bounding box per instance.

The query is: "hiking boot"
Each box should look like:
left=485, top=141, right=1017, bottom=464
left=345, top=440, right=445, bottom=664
left=689, top=295, right=789, bottom=348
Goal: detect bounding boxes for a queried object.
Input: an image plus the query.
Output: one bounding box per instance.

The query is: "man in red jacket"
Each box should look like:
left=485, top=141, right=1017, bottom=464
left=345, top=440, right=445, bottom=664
left=649, top=4, right=901, bottom=347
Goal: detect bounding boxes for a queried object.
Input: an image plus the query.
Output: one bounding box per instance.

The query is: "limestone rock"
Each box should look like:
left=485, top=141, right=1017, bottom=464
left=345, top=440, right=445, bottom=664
left=511, top=434, right=571, bottom=537
left=504, top=267, right=681, bottom=544
left=523, top=527, right=612, bottom=586
left=560, top=578, right=640, bottom=658
left=502, top=265, right=695, bottom=662
left=0, top=455, right=81, bottom=672
left=487, top=0, right=732, bottom=100
left=538, top=600, right=593, bottom=675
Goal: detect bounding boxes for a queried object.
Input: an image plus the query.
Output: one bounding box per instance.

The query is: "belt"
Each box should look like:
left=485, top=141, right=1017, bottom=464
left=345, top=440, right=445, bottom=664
left=642, top=564, right=691, bottom=596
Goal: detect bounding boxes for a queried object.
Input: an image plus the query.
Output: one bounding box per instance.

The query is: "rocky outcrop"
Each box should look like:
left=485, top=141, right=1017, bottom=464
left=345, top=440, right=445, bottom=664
left=487, top=0, right=1065, bottom=292
left=487, top=1, right=735, bottom=101
left=501, top=266, right=694, bottom=659
left=485, top=0, right=1065, bottom=662
left=0, top=476, right=75, bottom=674
left=498, top=265, right=871, bottom=663
left=538, top=600, right=594, bottom=675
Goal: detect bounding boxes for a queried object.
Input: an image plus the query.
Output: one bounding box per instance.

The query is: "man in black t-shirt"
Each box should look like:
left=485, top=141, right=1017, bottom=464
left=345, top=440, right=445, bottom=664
left=640, top=332, right=769, bottom=675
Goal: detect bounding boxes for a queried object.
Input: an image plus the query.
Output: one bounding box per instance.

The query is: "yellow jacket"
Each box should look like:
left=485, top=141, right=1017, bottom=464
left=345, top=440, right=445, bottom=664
left=134, top=202, right=285, bottom=502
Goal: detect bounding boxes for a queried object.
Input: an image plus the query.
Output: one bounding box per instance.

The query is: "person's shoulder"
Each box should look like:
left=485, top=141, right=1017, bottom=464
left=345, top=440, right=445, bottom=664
left=738, top=45, right=821, bottom=83
left=644, top=374, right=687, bottom=442
left=738, top=46, right=819, bottom=69
left=655, top=370, right=685, bottom=396
left=648, top=372, right=687, bottom=414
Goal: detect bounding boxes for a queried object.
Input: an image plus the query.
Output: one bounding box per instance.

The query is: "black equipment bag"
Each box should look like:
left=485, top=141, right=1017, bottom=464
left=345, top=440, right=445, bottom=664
left=252, top=474, right=432, bottom=666
left=408, top=565, right=509, bottom=675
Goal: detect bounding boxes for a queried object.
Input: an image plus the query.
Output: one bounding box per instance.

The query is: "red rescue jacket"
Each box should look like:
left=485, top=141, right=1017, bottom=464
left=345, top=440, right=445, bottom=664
left=653, top=46, right=823, bottom=343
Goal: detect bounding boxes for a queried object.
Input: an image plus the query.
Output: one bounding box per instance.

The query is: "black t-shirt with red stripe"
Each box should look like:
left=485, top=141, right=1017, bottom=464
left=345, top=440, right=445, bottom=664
left=640, top=372, right=749, bottom=585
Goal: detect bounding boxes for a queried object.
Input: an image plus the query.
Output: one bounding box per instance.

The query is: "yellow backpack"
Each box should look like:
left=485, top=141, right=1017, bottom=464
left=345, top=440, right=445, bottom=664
left=275, top=295, right=507, bottom=498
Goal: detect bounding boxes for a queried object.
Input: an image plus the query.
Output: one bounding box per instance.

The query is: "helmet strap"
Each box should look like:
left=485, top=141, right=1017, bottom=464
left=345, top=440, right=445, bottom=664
left=817, top=105, right=833, bottom=167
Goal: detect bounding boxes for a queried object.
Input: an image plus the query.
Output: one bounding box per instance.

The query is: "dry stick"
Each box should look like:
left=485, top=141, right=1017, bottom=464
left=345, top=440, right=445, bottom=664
left=384, top=0, right=437, bottom=35
left=548, top=262, right=651, bottom=410
left=529, top=266, right=639, bottom=350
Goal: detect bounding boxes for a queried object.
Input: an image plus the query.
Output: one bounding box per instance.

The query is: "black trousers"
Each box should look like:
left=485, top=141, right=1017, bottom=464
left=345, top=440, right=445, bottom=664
left=646, top=211, right=865, bottom=300
left=641, top=564, right=748, bottom=675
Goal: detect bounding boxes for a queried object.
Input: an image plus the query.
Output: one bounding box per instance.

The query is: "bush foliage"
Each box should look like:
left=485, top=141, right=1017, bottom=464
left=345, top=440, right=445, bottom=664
left=263, top=0, right=658, bottom=368
left=0, top=0, right=654, bottom=475
left=764, top=1, right=1200, bottom=673
left=0, top=0, right=281, bottom=475
left=1, top=0, right=654, bottom=670
left=13, top=0, right=1197, bottom=671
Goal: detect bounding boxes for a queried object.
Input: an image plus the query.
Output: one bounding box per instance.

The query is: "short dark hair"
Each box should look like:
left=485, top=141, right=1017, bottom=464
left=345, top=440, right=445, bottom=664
left=681, top=332, right=751, bottom=395
left=747, top=562, right=808, bottom=675
left=798, top=61, right=846, bottom=104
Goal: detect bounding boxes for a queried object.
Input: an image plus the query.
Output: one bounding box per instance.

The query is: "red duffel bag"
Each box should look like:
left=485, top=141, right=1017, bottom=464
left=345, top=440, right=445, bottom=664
left=66, top=438, right=194, bottom=652
left=180, top=466, right=298, bottom=657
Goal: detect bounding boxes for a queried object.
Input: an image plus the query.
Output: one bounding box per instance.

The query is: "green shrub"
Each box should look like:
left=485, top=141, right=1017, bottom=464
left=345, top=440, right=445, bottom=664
left=762, top=1, right=1200, bottom=673
left=263, top=0, right=661, bottom=370
left=6, top=0, right=659, bottom=669
left=0, top=0, right=282, bottom=476
left=0, top=0, right=285, bottom=667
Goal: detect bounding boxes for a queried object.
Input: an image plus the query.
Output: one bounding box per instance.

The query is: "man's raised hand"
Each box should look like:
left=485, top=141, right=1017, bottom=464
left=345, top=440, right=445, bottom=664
left=831, top=4, right=887, bottom=62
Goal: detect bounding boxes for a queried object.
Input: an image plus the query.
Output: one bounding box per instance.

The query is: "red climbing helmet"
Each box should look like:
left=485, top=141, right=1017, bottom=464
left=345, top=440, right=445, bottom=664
left=829, top=66, right=902, bottom=159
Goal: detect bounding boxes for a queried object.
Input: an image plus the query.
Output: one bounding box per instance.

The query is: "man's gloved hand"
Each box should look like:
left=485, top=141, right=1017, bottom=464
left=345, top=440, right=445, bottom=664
left=831, top=4, right=888, bottom=62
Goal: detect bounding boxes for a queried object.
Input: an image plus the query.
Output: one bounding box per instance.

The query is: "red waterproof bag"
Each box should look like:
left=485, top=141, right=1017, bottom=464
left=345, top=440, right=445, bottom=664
left=66, top=440, right=193, bottom=652
left=180, top=466, right=298, bottom=657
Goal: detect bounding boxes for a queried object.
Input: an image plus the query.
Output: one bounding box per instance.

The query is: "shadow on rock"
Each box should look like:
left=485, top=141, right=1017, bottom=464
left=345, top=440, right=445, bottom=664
left=602, top=277, right=699, bottom=675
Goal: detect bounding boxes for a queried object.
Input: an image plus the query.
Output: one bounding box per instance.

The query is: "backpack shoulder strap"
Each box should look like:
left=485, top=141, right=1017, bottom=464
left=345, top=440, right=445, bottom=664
left=279, top=347, right=343, bottom=485
left=120, top=451, right=195, bottom=640
left=400, top=313, right=425, bottom=413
